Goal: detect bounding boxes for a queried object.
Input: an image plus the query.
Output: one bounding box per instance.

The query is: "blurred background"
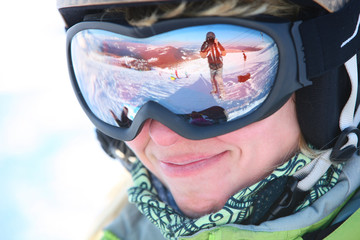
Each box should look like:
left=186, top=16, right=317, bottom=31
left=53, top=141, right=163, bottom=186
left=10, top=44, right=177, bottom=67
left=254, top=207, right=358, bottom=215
left=0, top=1, right=127, bottom=239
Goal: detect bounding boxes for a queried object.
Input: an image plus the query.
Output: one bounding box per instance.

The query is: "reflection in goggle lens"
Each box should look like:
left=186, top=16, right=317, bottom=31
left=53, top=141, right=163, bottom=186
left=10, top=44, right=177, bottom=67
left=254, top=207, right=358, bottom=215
left=71, top=24, right=279, bottom=128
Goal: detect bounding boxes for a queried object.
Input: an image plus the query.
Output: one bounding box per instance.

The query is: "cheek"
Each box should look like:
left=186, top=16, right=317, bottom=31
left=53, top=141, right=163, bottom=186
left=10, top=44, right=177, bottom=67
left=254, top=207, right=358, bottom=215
left=125, top=121, right=151, bottom=163
left=218, top=98, right=301, bottom=169
left=125, top=122, right=166, bottom=178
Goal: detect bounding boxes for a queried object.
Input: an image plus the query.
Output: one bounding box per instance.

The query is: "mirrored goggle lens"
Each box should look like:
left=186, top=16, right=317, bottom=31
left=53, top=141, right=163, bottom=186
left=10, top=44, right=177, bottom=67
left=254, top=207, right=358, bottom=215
left=71, top=24, right=278, bottom=128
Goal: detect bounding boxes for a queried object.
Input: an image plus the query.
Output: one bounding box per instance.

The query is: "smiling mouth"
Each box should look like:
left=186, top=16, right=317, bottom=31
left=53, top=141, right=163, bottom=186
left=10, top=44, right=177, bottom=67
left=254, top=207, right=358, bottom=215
left=159, top=151, right=228, bottom=177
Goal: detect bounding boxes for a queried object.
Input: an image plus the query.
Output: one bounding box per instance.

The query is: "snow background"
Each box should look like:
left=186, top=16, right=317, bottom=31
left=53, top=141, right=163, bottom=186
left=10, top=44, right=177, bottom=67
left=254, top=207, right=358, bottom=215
left=0, top=1, right=126, bottom=239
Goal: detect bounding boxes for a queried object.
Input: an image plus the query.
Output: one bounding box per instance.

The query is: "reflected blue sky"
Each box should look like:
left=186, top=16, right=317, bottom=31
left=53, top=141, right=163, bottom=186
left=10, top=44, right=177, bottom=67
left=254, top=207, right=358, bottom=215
left=90, top=23, right=268, bottom=47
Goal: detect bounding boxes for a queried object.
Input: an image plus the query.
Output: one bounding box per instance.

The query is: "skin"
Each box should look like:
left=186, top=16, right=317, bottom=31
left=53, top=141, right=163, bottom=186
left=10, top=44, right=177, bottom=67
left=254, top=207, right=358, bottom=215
left=126, top=97, right=301, bottom=218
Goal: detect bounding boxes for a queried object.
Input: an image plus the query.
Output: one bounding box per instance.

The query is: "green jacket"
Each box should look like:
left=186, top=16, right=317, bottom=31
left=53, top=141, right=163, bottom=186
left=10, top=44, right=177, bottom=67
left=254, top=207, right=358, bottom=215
left=102, top=155, right=360, bottom=240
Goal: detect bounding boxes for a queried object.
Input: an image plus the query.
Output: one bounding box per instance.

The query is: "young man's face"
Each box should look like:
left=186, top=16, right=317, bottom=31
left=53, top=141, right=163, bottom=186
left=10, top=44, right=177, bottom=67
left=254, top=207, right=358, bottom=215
left=126, top=97, right=300, bottom=218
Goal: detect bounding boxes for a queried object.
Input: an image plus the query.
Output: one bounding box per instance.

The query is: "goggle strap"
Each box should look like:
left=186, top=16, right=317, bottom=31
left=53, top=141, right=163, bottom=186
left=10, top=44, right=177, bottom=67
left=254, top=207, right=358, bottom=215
left=299, top=0, right=360, bottom=78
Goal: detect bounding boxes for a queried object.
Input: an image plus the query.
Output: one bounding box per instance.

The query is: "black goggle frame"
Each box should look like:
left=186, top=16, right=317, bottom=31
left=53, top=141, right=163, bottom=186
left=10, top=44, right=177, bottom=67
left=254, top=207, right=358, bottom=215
left=66, top=17, right=312, bottom=141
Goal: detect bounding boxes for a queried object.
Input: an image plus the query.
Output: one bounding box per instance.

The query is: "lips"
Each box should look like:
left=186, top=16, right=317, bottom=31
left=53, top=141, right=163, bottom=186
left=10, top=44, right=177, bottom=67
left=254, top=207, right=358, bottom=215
left=158, top=151, right=228, bottom=177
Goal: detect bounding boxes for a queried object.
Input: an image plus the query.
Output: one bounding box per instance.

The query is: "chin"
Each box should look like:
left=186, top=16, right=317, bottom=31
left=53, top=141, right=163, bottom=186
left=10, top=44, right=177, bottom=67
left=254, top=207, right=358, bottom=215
left=173, top=190, right=230, bottom=218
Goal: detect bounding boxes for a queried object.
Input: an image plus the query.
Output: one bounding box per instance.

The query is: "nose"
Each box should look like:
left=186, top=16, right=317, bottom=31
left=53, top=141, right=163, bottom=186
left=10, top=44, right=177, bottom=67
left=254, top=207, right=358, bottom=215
left=148, top=120, right=181, bottom=146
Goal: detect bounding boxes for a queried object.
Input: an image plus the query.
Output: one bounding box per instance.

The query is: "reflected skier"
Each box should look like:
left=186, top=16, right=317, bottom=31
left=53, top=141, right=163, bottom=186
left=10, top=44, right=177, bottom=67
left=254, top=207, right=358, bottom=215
left=200, top=32, right=227, bottom=99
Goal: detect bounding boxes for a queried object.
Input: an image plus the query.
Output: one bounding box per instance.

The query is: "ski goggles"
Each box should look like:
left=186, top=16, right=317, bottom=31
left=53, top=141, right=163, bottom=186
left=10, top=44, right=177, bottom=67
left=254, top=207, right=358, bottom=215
left=66, top=17, right=311, bottom=141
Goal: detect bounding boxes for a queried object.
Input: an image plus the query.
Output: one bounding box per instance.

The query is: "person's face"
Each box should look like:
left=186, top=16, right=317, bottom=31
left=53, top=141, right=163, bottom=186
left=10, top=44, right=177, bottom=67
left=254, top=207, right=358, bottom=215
left=126, top=97, right=301, bottom=218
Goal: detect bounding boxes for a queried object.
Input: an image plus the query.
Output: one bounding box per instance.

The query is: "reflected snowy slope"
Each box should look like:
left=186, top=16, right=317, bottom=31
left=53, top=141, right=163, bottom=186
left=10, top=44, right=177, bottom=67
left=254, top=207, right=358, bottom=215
left=71, top=25, right=278, bottom=127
